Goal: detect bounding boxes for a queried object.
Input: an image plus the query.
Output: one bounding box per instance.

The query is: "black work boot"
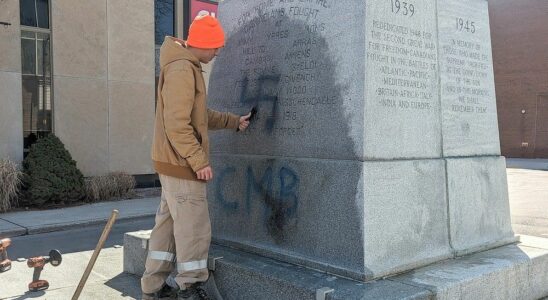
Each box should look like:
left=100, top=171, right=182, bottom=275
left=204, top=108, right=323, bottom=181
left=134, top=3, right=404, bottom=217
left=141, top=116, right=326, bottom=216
left=177, top=283, right=210, bottom=300
left=142, top=284, right=179, bottom=300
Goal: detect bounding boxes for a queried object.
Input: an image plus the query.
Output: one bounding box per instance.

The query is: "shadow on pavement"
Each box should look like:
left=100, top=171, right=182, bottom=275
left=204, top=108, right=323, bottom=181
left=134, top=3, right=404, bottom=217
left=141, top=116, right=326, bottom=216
left=9, top=290, right=45, bottom=300
left=103, top=273, right=142, bottom=299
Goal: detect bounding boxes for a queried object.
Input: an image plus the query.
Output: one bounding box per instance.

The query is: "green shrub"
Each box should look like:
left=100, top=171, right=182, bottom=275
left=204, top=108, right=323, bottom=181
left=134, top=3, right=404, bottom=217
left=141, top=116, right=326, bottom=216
left=22, top=134, right=85, bottom=207
left=85, top=172, right=136, bottom=202
left=0, top=159, right=22, bottom=212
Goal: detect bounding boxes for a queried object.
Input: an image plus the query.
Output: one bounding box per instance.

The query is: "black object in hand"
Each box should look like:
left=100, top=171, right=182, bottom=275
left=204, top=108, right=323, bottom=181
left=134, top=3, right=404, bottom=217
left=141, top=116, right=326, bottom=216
left=237, top=107, right=257, bottom=132
left=249, top=106, right=258, bottom=122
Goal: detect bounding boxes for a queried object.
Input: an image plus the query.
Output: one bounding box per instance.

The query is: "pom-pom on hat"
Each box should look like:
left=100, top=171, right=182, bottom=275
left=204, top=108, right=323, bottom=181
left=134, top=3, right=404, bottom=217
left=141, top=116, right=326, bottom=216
left=187, top=14, right=225, bottom=49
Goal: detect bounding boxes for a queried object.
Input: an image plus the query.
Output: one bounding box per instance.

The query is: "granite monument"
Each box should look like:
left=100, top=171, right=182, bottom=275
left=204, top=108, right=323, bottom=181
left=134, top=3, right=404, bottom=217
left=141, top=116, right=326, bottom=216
left=205, top=0, right=514, bottom=281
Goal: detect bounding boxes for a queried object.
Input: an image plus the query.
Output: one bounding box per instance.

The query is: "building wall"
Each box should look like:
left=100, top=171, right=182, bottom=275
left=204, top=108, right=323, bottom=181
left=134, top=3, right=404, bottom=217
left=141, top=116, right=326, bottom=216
left=0, top=0, right=23, bottom=163
left=51, top=0, right=155, bottom=176
left=489, top=0, right=548, bottom=158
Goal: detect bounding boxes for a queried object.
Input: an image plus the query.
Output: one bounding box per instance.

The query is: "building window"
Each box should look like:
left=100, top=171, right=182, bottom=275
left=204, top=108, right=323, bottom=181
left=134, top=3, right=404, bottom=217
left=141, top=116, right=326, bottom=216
left=20, top=0, right=49, bottom=28
left=20, top=0, right=52, bottom=153
left=155, top=0, right=175, bottom=107
left=155, top=0, right=175, bottom=46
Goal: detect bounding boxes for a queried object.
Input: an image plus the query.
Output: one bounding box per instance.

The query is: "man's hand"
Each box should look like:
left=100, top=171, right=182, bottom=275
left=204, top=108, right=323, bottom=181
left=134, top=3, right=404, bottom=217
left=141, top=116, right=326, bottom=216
left=196, top=166, right=213, bottom=181
left=239, top=112, right=251, bottom=131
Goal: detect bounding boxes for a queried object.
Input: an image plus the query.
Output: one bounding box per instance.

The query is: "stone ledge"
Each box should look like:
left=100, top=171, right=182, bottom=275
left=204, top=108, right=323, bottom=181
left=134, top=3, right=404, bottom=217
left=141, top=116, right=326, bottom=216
left=123, top=230, right=151, bottom=276
left=391, top=240, right=548, bottom=300
left=123, top=231, right=548, bottom=300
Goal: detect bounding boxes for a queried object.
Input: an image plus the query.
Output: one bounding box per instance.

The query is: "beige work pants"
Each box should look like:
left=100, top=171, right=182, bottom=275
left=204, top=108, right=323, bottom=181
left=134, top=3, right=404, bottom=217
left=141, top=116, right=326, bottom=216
left=141, top=174, right=211, bottom=293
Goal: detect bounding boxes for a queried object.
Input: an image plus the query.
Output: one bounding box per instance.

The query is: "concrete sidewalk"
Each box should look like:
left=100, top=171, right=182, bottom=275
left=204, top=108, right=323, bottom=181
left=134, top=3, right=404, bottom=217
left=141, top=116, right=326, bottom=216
left=0, top=197, right=160, bottom=238
left=0, top=247, right=141, bottom=300
left=507, top=168, right=548, bottom=238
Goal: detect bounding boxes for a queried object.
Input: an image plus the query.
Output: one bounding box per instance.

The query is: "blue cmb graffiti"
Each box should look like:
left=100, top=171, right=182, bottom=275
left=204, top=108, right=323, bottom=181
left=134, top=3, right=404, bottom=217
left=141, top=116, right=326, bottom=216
left=215, top=164, right=300, bottom=242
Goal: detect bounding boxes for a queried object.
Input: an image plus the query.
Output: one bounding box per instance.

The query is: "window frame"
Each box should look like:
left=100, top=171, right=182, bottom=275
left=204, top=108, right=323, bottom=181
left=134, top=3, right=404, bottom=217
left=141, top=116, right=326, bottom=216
left=20, top=0, right=54, bottom=154
left=20, top=26, right=51, bottom=76
left=20, top=0, right=50, bottom=29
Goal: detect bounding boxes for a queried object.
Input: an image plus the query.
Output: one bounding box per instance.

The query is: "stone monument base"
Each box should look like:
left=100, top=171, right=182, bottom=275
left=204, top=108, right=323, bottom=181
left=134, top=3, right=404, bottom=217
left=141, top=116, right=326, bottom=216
left=124, top=231, right=548, bottom=300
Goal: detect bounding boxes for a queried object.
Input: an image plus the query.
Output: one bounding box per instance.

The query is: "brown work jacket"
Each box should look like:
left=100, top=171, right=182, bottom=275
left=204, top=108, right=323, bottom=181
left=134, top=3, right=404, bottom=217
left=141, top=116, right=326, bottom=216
left=152, top=37, right=239, bottom=181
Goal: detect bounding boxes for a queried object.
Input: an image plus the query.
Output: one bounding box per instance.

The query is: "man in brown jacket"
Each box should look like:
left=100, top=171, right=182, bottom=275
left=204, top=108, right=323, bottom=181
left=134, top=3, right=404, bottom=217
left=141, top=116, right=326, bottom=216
left=142, top=15, right=250, bottom=300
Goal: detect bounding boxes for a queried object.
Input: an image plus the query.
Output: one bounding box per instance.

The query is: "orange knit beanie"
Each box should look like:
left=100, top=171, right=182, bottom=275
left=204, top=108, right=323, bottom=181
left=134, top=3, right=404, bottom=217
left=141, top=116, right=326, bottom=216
left=187, top=15, right=225, bottom=49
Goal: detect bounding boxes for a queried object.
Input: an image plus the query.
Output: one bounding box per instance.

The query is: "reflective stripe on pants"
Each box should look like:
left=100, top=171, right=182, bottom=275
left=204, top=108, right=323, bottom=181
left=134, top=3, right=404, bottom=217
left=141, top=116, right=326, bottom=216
left=177, top=259, right=208, bottom=273
left=148, top=251, right=175, bottom=262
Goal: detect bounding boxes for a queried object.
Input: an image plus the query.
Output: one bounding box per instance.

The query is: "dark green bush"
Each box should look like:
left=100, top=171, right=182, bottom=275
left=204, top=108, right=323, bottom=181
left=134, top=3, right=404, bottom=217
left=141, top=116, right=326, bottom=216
left=22, top=134, right=85, bottom=207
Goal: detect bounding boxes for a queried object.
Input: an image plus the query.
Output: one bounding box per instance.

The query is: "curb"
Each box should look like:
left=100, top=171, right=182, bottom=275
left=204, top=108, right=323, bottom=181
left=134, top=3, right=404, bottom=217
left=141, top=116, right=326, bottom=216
left=0, top=227, right=26, bottom=238
left=0, top=197, right=160, bottom=239
left=0, top=213, right=156, bottom=238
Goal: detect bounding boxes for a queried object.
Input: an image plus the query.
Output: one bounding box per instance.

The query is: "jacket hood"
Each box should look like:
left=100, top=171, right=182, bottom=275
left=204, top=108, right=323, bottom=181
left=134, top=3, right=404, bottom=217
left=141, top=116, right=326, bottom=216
left=159, top=36, right=201, bottom=69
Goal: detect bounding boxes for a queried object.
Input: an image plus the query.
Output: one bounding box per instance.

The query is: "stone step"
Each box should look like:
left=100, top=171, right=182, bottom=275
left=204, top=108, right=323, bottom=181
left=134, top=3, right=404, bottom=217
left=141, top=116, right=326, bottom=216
left=124, top=232, right=548, bottom=300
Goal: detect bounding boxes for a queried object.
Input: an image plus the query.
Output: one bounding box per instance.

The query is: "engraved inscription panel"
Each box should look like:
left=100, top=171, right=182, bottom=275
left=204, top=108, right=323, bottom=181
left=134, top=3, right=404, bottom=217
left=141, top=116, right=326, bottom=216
left=364, top=0, right=441, bottom=159
left=439, top=0, right=501, bottom=156
left=209, top=0, right=364, bottom=160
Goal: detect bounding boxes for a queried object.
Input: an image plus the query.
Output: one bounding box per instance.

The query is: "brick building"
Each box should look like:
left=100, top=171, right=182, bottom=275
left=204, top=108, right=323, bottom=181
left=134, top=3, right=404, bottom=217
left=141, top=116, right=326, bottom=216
left=489, top=0, right=548, bottom=158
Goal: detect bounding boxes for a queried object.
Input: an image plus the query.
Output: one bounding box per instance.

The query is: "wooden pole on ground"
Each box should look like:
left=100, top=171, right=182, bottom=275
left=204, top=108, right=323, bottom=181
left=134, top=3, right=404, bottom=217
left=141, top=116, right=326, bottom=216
left=72, top=209, right=119, bottom=300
